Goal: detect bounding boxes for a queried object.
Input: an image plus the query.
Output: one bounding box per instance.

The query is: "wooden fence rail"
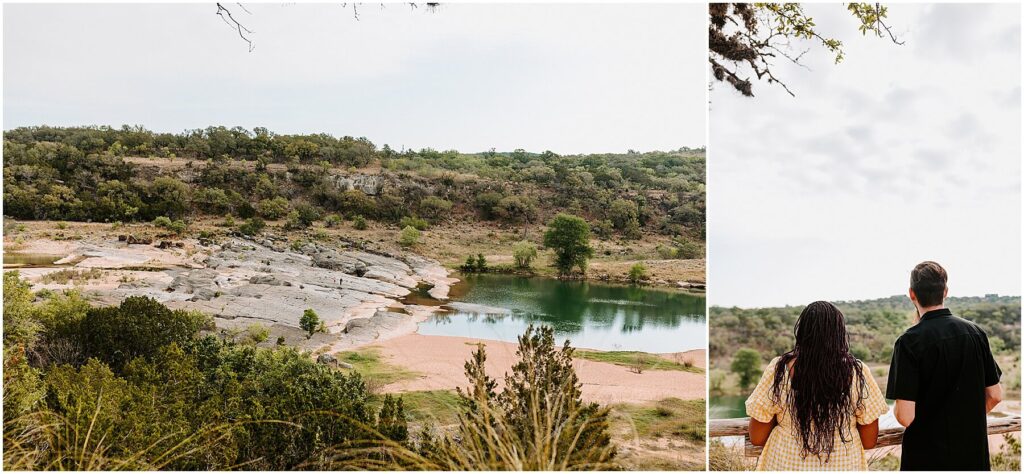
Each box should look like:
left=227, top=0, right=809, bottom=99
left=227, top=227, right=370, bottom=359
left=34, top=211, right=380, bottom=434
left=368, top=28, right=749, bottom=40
left=709, top=416, right=1022, bottom=457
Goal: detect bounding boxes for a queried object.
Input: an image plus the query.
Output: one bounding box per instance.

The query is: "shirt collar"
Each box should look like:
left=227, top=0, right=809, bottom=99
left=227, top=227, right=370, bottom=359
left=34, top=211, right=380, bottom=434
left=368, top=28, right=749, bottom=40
left=921, top=308, right=952, bottom=321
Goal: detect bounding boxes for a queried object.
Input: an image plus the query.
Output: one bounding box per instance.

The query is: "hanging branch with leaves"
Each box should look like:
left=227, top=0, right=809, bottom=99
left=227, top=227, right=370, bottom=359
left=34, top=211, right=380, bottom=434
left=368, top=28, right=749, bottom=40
left=709, top=3, right=903, bottom=98
left=214, top=2, right=441, bottom=52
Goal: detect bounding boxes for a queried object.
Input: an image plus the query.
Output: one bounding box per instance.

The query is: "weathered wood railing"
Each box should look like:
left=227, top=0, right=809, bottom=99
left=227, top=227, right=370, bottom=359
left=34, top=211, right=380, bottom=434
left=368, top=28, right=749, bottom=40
left=709, top=416, right=1022, bottom=456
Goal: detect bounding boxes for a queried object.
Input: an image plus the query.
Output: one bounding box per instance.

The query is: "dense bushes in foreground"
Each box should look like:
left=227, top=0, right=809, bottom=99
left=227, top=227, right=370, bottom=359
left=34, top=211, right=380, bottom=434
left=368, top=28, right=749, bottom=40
left=2, top=272, right=394, bottom=470
left=3, top=271, right=618, bottom=470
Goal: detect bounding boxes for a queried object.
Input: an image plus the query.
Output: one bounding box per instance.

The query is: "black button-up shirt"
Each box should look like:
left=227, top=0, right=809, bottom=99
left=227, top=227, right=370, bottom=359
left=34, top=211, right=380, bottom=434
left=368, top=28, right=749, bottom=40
left=886, top=308, right=1002, bottom=471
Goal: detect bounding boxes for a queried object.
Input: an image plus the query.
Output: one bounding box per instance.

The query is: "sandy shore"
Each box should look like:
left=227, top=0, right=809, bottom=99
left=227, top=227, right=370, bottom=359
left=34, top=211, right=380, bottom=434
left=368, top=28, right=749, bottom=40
left=371, top=333, right=706, bottom=404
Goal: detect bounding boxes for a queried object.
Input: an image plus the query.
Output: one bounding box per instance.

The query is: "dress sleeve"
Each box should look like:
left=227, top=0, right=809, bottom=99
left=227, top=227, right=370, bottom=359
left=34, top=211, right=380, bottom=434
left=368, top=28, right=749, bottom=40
left=855, top=361, right=890, bottom=425
left=745, top=357, right=783, bottom=423
left=886, top=335, right=919, bottom=401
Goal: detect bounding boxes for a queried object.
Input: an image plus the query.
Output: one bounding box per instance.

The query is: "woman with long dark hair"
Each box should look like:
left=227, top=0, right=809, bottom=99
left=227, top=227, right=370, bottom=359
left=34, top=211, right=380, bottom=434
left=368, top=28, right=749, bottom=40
left=744, top=301, right=889, bottom=470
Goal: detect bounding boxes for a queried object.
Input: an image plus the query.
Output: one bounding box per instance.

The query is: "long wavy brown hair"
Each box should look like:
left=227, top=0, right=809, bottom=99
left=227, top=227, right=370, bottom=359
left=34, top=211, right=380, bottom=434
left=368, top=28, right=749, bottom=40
left=770, top=301, right=867, bottom=461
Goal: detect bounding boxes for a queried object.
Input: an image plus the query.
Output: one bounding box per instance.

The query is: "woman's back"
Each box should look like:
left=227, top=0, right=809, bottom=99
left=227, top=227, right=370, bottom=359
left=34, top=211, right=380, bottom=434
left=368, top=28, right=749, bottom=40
left=746, top=357, right=888, bottom=471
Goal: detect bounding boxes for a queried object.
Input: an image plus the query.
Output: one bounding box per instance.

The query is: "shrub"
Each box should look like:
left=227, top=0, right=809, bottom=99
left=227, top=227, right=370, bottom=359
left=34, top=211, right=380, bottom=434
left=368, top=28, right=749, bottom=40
left=324, top=214, right=343, bottom=228
left=77, top=296, right=209, bottom=371
left=591, top=220, right=614, bottom=240
left=418, top=196, right=452, bottom=221
left=656, top=245, right=677, bottom=259
left=238, top=217, right=266, bottom=236
left=38, top=268, right=105, bottom=285
left=438, top=325, right=615, bottom=469
left=335, top=325, right=617, bottom=470
left=152, top=216, right=187, bottom=235
left=168, top=219, right=187, bottom=235
left=257, top=197, right=290, bottom=220
left=152, top=216, right=172, bottom=228
left=398, top=226, right=420, bottom=248
left=246, top=324, right=270, bottom=344
left=294, top=203, right=321, bottom=226
left=399, top=216, right=429, bottom=231
left=474, top=191, right=504, bottom=219
left=628, top=262, right=647, bottom=284
left=512, top=241, right=537, bottom=269
left=674, top=239, right=703, bottom=259
left=352, top=215, right=368, bottom=230
left=493, top=195, right=537, bottom=225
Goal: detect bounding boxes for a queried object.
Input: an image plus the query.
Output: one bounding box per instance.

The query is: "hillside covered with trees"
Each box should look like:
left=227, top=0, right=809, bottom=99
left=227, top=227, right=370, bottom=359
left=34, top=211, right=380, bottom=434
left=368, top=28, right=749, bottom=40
left=710, top=294, right=1021, bottom=372
left=2, top=125, right=705, bottom=256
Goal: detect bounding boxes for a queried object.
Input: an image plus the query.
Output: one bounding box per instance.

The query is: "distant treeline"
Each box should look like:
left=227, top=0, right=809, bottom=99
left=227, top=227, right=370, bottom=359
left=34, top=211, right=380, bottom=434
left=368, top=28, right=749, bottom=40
left=710, top=295, right=1021, bottom=367
left=3, top=125, right=705, bottom=246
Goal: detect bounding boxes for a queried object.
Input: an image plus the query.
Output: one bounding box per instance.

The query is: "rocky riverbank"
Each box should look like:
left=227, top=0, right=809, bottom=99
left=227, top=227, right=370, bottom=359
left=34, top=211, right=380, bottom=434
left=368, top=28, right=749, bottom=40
left=6, top=229, right=458, bottom=352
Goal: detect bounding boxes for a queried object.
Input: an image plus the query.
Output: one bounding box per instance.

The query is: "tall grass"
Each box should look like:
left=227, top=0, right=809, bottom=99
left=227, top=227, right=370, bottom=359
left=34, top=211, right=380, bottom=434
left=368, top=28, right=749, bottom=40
left=321, top=326, right=619, bottom=471
left=2, top=407, right=261, bottom=471
left=318, top=383, right=617, bottom=470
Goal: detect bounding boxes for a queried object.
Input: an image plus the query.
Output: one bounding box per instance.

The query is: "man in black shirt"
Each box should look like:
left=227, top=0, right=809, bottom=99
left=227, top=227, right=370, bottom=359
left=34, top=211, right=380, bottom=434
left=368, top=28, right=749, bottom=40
left=887, top=261, right=1003, bottom=471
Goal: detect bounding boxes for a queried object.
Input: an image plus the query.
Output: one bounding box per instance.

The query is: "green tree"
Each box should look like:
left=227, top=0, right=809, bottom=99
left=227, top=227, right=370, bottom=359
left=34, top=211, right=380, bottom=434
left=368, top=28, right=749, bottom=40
left=498, top=326, right=615, bottom=467
left=474, top=191, right=504, bottom=220
left=429, top=325, right=615, bottom=470
left=300, top=309, right=320, bottom=339
left=144, top=177, right=190, bottom=220
left=608, top=199, right=641, bottom=239
left=512, top=241, right=537, bottom=269
left=543, top=213, right=593, bottom=276
left=730, top=348, right=763, bottom=392
left=493, top=195, right=537, bottom=226
left=460, top=256, right=478, bottom=273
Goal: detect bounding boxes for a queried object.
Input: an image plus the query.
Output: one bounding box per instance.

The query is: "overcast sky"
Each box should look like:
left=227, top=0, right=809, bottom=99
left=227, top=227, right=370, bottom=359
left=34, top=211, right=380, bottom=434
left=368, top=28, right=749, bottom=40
left=3, top=3, right=705, bottom=154
left=709, top=3, right=1021, bottom=307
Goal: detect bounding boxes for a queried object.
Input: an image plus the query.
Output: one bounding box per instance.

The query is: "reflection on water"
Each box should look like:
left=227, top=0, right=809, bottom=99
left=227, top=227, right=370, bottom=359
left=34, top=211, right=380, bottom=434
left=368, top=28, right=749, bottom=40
left=3, top=253, right=62, bottom=268
left=416, top=274, right=706, bottom=352
left=710, top=395, right=747, bottom=419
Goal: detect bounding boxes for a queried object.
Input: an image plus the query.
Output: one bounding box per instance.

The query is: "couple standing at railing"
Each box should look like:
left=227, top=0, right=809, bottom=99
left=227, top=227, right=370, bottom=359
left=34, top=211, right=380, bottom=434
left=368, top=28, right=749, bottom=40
left=745, top=261, right=1005, bottom=471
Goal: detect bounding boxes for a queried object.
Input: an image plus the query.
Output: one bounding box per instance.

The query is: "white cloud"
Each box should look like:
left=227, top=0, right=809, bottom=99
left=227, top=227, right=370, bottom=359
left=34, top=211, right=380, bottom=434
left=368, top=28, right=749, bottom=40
left=3, top=3, right=706, bottom=154
left=709, top=3, right=1021, bottom=307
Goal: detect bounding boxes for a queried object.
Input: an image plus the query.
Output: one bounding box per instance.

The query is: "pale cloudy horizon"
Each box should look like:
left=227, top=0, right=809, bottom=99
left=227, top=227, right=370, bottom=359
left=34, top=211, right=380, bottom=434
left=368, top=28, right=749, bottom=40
left=709, top=3, right=1021, bottom=308
left=3, top=3, right=706, bottom=154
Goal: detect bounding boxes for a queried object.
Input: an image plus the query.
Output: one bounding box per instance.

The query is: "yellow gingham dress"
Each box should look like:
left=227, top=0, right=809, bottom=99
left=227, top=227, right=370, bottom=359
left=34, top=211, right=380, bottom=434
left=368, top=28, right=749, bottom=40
left=745, top=357, right=889, bottom=471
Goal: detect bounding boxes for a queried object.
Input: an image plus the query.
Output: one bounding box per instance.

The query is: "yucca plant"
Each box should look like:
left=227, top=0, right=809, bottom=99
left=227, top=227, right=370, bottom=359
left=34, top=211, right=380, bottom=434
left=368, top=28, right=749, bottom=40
left=320, top=325, right=618, bottom=471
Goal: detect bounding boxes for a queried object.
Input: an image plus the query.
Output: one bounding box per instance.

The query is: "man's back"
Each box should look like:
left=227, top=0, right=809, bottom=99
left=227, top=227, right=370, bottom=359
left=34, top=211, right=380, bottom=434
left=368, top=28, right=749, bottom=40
left=886, top=308, right=1002, bottom=470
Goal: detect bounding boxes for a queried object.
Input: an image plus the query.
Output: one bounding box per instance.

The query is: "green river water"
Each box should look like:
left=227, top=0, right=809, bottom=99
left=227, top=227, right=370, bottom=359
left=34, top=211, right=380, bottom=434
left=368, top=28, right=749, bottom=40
left=416, top=274, right=706, bottom=353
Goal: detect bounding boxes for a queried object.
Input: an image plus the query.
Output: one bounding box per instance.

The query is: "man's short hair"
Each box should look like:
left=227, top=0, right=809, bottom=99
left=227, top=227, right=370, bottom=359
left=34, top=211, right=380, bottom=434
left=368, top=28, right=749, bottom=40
left=911, top=261, right=947, bottom=307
